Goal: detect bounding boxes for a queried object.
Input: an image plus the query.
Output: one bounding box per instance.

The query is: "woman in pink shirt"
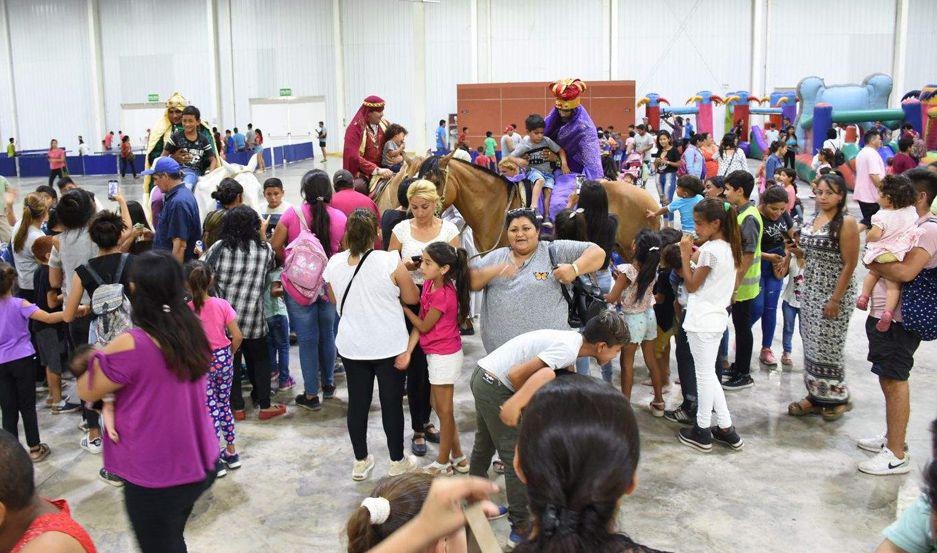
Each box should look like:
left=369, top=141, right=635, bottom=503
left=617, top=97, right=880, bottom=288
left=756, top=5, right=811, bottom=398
left=47, top=139, right=66, bottom=187
left=270, top=169, right=347, bottom=411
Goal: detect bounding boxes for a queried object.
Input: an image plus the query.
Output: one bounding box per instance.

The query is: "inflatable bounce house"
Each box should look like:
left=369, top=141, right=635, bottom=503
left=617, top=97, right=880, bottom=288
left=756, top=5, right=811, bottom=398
left=791, top=73, right=935, bottom=188
left=637, top=91, right=723, bottom=136
left=746, top=91, right=798, bottom=160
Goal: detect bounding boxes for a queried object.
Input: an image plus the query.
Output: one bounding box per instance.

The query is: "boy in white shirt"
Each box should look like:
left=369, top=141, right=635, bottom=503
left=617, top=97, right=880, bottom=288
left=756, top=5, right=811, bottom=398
left=261, top=177, right=292, bottom=240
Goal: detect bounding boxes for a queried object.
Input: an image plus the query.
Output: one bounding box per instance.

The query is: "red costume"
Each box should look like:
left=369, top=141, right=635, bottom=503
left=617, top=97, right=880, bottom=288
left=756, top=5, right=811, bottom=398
left=343, top=95, right=388, bottom=179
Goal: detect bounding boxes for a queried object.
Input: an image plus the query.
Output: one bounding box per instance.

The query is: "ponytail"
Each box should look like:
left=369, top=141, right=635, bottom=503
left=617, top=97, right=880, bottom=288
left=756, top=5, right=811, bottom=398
left=632, top=229, right=661, bottom=299
left=300, top=169, right=334, bottom=256
left=184, top=260, right=214, bottom=313
left=13, top=193, right=47, bottom=253
left=424, top=242, right=471, bottom=325
left=345, top=473, right=433, bottom=553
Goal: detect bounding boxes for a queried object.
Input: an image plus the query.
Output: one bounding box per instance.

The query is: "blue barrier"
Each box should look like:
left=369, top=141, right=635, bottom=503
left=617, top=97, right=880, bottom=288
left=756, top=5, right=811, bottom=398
left=0, top=157, right=14, bottom=177
left=225, top=149, right=273, bottom=167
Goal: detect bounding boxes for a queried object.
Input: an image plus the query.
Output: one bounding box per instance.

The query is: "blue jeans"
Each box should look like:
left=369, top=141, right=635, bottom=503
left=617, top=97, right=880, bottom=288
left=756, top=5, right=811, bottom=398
left=266, top=314, right=290, bottom=383
left=285, top=294, right=336, bottom=396
left=182, top=167, right=199, bottom=191
left=750, top=259, right=784, bottom=349
left=781, top=301, right=799, bottom=354
left=575, top=268, right=614, bottom=383
left=659, top=172, right=677, bottom=221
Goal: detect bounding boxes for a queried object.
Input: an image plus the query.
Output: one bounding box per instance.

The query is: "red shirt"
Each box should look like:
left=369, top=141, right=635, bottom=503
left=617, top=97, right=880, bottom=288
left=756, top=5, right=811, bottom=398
left=475, top=154, right=490, bottom=167
left=891, top=152, right=917, bottom=175
left=12, top=499, right=97, bottom=552
left=331, top=189, right=381, bottom=248
left=120, top=142, right=132, bottom=159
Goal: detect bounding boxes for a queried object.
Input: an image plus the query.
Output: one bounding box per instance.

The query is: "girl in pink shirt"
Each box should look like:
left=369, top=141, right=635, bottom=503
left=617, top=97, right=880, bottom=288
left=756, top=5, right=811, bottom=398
left=47, top=139, right=66, bottom=187
left=186, top=261, right=244, bottom=474
left=396, top=242, right=470, bottom=475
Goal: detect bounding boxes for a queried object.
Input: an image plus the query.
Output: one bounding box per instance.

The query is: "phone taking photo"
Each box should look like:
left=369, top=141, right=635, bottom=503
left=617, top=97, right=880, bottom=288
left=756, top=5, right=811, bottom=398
left=107, top=179, right=119, bottom=200
left=411, top=255, right=423, bottom=265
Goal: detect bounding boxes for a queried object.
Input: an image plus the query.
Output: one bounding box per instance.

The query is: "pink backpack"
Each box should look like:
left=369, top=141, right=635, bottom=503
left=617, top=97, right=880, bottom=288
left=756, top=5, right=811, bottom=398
left=283, top=206, right=328, bottom=302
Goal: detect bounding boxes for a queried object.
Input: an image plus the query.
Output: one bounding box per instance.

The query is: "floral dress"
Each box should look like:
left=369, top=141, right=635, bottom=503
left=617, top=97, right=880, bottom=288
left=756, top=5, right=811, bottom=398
left=798, top=220, right=857, bottom=405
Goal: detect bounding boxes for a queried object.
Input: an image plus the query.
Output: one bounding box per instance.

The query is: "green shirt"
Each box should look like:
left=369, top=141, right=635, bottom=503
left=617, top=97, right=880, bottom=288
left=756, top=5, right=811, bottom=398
left=6, top=143, right=13, bottom=157
left=484, top=137, right=497, bottom=156
left=263, top=268, right=288, bottom=318
left=883, top=494, right=935, bottom=553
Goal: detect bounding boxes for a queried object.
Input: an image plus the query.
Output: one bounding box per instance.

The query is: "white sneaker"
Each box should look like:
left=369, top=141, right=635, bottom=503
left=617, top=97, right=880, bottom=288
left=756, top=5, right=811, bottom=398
left=858, top=447, right=911, bottom=476
left=352, top=454, right=375, bottom=481
left=388, top=455, right=418, bottom=477
left=857, top=432, right=886, bottom=453
left=80, top=433, right=102, bottom=454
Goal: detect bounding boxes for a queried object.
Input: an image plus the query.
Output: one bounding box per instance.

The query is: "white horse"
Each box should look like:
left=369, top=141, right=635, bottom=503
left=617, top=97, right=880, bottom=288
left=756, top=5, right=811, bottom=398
left=193, top=154, right=265, bottom=222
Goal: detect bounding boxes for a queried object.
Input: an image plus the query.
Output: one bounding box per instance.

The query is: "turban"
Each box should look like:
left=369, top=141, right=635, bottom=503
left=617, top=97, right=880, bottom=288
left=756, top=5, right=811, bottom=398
left=549, top=79, right=587, bottom=110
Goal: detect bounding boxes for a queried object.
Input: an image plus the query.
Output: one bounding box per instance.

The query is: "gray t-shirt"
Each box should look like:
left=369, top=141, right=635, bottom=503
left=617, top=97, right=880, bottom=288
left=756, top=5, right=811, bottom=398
left=478, top=328, right=583, bottom=391
left=739, top=202, right=760, bottom=254
left=474, top=239, right=592, bottom=353
left=382, top=140, right=401, bottom=167
left=510, top=136, right=561, bottom=175
left=49, top=227, right=99, bottom=303
left=634, top=133, right=655, bottom=161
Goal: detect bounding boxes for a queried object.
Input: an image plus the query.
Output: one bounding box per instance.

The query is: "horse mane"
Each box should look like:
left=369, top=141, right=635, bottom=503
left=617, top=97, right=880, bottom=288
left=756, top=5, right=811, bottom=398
left=448, top=157, right=512, bottom=183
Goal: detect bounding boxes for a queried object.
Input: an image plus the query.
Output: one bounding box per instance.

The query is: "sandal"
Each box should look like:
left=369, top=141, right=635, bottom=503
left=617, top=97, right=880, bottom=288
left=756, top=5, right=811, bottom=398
left=423, top=461, right=453, bottom=476
left=787, top=398, right=820, bottom=417
left=450, top=455, right=470, bottom=474
left=649, top=400, right=665, bottom=418
left=821, top=402, right=853, bottom=422
left=492, top=460, right=505, bottom=474
left=423, top=424, right=441, bottom=444
left=30, top=443, right=51, bottom=463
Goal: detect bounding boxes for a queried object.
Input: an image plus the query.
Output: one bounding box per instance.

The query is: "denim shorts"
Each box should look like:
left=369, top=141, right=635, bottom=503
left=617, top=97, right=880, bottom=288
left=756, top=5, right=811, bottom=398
left=527, top=168, right=556, bottom=189
left=621, top=309, right=658, bottom=344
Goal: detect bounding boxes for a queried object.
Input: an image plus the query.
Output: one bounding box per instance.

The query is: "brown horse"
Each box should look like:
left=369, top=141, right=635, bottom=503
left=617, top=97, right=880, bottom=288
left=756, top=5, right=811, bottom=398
left=438, top=158, right=661, bottom=255
left=371, top=154, right=426, bottom=213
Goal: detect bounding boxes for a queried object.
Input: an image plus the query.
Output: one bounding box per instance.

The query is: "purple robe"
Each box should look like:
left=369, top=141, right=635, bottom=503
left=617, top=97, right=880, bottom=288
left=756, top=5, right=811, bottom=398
left=544, top=106, right=603, bottom=180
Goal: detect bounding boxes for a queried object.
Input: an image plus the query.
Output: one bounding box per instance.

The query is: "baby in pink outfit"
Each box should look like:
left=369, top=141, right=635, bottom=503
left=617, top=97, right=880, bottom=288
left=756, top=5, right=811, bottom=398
left=857, top=176, right=924, bottom=331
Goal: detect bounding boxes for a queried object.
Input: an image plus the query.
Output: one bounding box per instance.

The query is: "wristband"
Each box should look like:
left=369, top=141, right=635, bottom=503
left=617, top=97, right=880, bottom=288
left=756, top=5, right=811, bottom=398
left=572, top=262, right=580, bottom=276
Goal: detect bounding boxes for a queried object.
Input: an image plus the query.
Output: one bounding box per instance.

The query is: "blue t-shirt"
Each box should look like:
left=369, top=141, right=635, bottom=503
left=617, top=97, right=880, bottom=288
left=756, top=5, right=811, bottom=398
left=233, top=133, right=246, bottom=150
left=436, top=126, right=447, bottom=150
left=154, top=184, right=202, bottom=262
left=765, top=154, right=783, bottom=182
left=668, top=194, right=704, bottom=232
left=882, top=494, right=935, bottom=553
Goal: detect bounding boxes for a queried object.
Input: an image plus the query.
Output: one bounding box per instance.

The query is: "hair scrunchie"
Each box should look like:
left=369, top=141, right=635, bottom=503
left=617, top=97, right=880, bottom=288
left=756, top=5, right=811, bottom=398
left=361, top=497, right=391, bottom=525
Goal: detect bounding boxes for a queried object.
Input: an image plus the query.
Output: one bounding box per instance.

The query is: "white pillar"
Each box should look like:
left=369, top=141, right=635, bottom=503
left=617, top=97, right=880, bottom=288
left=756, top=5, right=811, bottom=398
left=412, top=1, right=427, bottom=153
left=206, top=0, right=223, bottom=126
left=469, top=0, right=478, bottom=83
left=86, top=0, right=106, bottom=146
left=750, top=0, right=767, bottom=96
left=609, top=0, right=619, bottom=80
left=0, top=0, right=19, bottom=144
left=891, top=0, right=909, bottom=105
left=332, top=0, right=346, bottom=138
left=475, top=0, right=491, bottom=82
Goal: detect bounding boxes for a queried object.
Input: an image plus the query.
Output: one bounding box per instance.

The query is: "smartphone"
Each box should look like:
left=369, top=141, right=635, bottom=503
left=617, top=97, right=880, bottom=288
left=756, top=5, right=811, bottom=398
left=410, top=255, right=423, bottom=264
left=575, top=174, right=584, bottom=195
left=133, top=222, right=145, bottom=231
left=107, top=179, right=119, bottom=200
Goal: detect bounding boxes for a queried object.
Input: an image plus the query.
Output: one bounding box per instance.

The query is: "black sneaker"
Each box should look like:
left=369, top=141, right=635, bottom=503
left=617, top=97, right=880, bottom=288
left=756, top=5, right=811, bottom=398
left=712, top=426, right=744, bottom=450
left=295, top=394, right=321, bottom=411
left=664, top=407, right=694, bottom=425
left=678, top=425, right=713, bottom=452
left=323, top=385, right=336, bottom=400
left=99, top=468, right=124, bottom=487
left=722, top=374, right=754, bottom=391
left=52, top=399, right=82, bottom=414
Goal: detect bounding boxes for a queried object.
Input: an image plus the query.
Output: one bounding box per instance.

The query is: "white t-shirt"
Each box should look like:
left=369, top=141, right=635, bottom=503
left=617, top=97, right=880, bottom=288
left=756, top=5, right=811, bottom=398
left=323, top=250, right=409, bottom=360
left=477, top=329, right=583, bottom=392
left=683, top=239, right=735, bottom=333
left=765, top=129, right=780, bottom=144
left=634, top=133, right=655, bottom=162
left=781, top=256, right=804, bottom=309
left=392, top=219, right=459, bottom=284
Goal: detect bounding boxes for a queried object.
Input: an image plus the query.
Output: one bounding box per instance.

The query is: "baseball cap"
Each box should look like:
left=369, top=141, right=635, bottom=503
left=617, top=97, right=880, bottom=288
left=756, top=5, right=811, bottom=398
left=140, top=156, right=181, bottom=176
left=504, top=125, right=513, bottom=133
left=333, top=169, right=354, bottom=188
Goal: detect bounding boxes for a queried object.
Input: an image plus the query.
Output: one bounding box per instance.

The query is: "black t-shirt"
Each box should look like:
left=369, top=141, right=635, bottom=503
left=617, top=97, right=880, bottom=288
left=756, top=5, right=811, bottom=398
left=653, top=268, right=676, bottom=332
left=165, top=129, right=215, bottom=175
left=761, top=210, right=794, bottom=254
left=75, top=253, right=133, bottom=300
left=381, top=209, right=409, bottom=250
left=32, top=264, right=62, bottom=331
left=654, top=147, right=680, bottom=174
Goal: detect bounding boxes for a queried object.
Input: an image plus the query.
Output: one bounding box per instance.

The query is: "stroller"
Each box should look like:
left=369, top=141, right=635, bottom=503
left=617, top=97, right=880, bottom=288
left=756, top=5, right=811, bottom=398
left=621, top=151, right=646, bottom=186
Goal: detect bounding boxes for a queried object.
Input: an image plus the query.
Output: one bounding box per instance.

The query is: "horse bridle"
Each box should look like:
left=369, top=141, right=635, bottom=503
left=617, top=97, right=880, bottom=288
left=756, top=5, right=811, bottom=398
left=438, top=162, right=521, bottom=259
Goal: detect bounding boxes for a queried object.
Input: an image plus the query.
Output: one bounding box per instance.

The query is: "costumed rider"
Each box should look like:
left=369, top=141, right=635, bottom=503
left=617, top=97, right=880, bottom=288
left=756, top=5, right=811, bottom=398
left=343, top=95, right=392, bottom=192
left=144, top=92, right=218, bottom=226
left=544, top=78, right=603, bottom=181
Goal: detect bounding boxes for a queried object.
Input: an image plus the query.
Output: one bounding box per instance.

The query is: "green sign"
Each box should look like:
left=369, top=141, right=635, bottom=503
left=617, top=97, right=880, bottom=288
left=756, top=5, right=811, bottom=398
left=279, top=88, right=292, bottom=97
left=147, top=93, right=159, bottom=102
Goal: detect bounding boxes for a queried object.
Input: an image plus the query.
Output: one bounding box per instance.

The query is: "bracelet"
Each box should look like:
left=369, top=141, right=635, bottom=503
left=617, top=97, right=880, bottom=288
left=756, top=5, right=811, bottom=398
left=572, top=262, right=580, bottom=276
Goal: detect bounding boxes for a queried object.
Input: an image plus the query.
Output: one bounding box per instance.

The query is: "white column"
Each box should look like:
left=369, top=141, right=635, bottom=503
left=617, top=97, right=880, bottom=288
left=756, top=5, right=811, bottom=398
left=750, top=0, right=767, bottom=96
left=475, top=0, right=490, bottom=82
left=469, top=0, right=478, bottom=83
left=609, top=0, right=619, bottom=80
left=86, top=0, right=106, bottom=146
left=0, top=0, right=19, bottom=143
left=412, top=1, right=428, bottom=153
left=332, top=0, right=346, bottom=137
left=891, top=0, right=909, bottom=104
left=206, top=0, right=223, bottom=126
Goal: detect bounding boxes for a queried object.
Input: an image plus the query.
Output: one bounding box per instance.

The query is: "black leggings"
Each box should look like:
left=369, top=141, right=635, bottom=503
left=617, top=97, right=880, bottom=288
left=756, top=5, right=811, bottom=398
left=404, top=303, right=432, bottom=433
left=48, top=168, right=63, bottom=187
left=67, top=317, right=100, bottom=431
left=120, top=157, right=137, bottom=178
left=731, top=297, right=755, bottom=376
left=343, top=356, right=404, bottom=461
left=783, top=149, right=796, bottom=169
left=0, top=355, right=41, bottom=447
left=232, top=337, right=272, bottom=410
left=123, top=471, right=215, bottom=553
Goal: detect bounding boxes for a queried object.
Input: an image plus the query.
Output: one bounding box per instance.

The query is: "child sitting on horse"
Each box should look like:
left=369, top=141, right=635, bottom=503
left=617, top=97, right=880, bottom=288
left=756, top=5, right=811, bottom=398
left=382, top=123, right=407, bottom=173
left=505, top=113, right=570, bottom=228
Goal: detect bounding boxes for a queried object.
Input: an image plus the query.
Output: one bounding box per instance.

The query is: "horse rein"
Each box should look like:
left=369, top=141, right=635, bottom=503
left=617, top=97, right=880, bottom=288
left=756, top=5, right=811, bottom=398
left=439, top=164, right=519, bottom=260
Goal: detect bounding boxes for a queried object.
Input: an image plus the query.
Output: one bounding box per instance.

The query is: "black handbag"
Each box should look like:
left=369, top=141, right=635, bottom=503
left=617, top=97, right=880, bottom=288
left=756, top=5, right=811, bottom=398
left=548, top=243, right=607, bottom=328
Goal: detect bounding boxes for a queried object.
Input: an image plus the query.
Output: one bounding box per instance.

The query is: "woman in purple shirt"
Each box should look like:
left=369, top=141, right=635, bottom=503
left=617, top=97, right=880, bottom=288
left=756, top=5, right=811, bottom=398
left=75, top=250, right=218, bottom=553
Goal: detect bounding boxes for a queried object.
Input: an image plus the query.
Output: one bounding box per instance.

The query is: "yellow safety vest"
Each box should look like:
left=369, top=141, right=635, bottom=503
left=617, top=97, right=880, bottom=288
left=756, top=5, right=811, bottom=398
left=736, top=203, right=763, bottom=302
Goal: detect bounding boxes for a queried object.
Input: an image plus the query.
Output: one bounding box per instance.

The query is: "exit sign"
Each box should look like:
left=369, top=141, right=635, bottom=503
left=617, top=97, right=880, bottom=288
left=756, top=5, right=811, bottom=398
left=279, top=88, right=292, bottom=97
left=147, top=93, right=159, bottom=102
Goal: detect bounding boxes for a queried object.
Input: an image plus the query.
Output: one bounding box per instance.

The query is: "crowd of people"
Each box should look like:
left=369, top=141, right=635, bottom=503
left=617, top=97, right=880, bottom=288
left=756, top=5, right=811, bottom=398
left=2, top=86, right=937, bottom=551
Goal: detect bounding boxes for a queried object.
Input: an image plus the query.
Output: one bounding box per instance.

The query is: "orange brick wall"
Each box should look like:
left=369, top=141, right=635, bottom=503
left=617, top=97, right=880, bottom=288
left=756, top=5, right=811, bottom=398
left=456, top=80, right=636, bottom=152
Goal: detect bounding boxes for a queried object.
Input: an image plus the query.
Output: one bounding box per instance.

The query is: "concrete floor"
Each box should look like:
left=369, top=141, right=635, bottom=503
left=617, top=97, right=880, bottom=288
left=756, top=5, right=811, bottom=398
left=7, top=157, right=937, bottom=552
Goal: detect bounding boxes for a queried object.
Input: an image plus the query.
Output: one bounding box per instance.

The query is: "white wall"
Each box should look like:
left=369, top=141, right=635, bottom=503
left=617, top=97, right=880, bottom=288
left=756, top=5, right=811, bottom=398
left=0, top=0, right=933, bottom=151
